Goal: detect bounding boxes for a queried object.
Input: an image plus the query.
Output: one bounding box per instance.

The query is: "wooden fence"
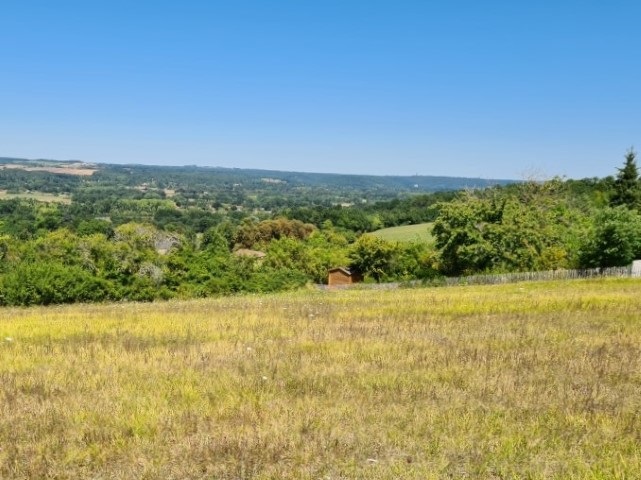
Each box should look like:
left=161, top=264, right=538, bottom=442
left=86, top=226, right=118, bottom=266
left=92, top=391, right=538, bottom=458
left=320, top=265, right=639, bottom=290
left=443, top=265, right=635, bottom=287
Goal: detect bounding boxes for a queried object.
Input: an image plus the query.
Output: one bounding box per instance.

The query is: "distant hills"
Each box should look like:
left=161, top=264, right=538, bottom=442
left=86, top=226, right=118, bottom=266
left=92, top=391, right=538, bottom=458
left=206, top=166, right=515, bottom=191
left=0, top=156, right=516, bottom=198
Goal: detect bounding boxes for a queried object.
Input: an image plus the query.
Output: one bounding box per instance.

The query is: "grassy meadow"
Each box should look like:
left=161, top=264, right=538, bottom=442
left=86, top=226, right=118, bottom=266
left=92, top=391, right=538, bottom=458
left=0, top=279, right=640, bottom=478
left=371, top=222, right=434, bottom=243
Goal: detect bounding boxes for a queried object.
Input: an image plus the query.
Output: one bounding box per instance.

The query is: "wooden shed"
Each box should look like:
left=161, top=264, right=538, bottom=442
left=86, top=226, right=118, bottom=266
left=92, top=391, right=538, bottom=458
left=327, top=267, right=362, bottom=286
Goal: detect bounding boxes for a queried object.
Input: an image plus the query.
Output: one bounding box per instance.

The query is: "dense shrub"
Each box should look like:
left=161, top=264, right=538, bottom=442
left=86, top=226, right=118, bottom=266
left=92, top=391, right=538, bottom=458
left=0, top=262, right=112, bottom=306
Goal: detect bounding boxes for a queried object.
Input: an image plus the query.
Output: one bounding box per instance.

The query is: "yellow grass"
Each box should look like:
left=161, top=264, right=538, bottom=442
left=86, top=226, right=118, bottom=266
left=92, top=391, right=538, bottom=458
left=1, top=278, right=640, bottom=478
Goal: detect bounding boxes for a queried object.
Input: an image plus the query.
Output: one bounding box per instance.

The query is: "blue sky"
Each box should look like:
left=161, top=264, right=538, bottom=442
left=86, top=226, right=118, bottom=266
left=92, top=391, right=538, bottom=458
left=1, top=1, right=639, bottom=179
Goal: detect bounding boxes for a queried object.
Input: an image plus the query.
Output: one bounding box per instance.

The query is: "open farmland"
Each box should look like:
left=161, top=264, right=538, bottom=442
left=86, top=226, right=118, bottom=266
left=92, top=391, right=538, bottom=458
left=0, top=163, right=97, bottom=176
left=371, top=222, right=434, bottom=243
left=0, top=279, right=640, bottom=479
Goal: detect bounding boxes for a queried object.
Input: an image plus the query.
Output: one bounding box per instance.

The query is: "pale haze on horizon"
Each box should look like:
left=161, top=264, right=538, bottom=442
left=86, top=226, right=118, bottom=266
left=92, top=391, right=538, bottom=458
left=1, top=1, right=639, bottom=180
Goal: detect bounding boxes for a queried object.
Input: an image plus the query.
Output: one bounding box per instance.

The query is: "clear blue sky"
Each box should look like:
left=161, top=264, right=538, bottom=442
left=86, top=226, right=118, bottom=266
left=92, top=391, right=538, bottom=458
left=1, top=1, right=639, bottom=179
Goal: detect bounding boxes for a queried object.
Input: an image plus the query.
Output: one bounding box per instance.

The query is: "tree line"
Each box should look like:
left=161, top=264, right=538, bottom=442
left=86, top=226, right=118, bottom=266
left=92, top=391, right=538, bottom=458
left=0, top=150, right=639, bottom=305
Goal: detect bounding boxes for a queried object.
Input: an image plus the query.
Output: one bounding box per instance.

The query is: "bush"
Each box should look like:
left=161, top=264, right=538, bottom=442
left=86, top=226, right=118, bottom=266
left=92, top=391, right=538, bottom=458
left=245, top=268, right=309, bottom=293
left=0, top=262, right=112, bottom=306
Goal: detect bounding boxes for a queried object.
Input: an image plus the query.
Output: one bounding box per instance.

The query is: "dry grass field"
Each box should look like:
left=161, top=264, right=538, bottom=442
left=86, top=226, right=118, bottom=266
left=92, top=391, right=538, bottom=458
left=0, top=163, right=96, bottom=176
left=0, top=278, right=640, bottom=479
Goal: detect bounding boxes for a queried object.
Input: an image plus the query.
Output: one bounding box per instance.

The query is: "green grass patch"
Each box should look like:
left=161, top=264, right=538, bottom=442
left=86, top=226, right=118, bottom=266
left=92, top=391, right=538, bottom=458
left=371, top=222, right=434, bottom=243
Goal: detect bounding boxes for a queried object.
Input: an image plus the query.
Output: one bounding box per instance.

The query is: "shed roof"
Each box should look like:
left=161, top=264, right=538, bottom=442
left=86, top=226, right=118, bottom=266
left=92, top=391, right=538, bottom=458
left=328, top=267, right=353, bottom=275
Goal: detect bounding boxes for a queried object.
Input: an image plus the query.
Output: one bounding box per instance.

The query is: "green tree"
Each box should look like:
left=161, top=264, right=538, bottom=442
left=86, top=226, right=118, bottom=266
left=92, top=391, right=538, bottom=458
left=579, top=206, right=641, bottom=268
left=349, top=235, right=395, bottom=282
left=610, top=148, right=640, bottom=210
left=388, top=242, right=438, bottom=280
left=201, top=227, right=230, bottom=254
left=263, top=231, right=349, bottom=284
left=303, top=230, right=350, bottom=283
left=432, top=194, right=504, bottom=275
left=432, top=186, right=587, bottom=276
left=76, top=219, right=114, bottom=237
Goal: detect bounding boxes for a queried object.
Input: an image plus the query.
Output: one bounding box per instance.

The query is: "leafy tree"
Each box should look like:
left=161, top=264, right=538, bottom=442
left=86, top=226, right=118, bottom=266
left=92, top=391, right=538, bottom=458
left=432, top=194, right=504, bottom=275
left=388, top=242, right=439, bottom=280
left=303, top=230, right=350, bottom=282
left=610, top=148, right=640, bottom=210
left=349, top=235, right=395, bottom=282
left=234, top=218, right=315, bottom=248
left=35, top=205, right=64, bottom=231
left=432, top=186, right=587, bottom=276
left=76, top=219, right=114, bottom=237
left=579, top=206, right=641, bottom=268
left=201, top=227, right=230, bottom=254
left=264, top=237, right=308, bottom=272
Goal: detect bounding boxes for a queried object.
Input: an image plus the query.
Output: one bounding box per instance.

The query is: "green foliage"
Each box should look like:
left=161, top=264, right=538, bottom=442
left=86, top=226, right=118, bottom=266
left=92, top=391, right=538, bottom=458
left=201, top=228, right=230, bottom=254
left=389, top=242, right=440, bottom=280
left=579, top=206, right=641, bottom=268
left=243, top=267, right=309, bottom=293
left=432, top=184, right=588, bottom=276
left=234, top=218, right=316, bottom=249
left=0, top=167, right=82, bottom=193
left=0, top=262, right=111, bottom=306
left=0, top=199, right=40, bottom=239
left=610, top=148, right=641, bottom=210
left=349, top=235, right=396, bottom=282
left=1, top=155, right=639, bottom=305
left=76, top=218, right=114, bottom=237
left=303, top=230, right=350, bottom=282
left=432, top=196, right=496, bottom=275
left=264, top=230, right=350, bottom=283
left=565, top=176, right=615, bottom=208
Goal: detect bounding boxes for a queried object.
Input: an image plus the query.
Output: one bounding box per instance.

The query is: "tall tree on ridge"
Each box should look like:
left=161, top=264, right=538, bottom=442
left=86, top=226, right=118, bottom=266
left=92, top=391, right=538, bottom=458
left=610, top=148, right=641, bottom=210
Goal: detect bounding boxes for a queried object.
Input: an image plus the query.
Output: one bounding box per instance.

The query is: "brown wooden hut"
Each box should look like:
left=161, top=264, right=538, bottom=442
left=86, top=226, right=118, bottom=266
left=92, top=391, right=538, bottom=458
left=327, top=267, right=362, bottom=286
